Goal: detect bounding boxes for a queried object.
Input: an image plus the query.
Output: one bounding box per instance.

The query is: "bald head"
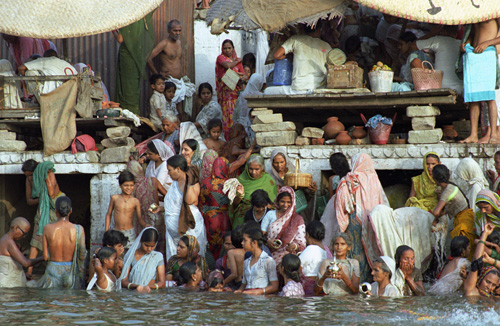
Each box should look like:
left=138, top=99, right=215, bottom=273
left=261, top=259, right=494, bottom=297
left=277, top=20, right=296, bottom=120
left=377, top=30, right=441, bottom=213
left=11, top=217, right=30, bottom=230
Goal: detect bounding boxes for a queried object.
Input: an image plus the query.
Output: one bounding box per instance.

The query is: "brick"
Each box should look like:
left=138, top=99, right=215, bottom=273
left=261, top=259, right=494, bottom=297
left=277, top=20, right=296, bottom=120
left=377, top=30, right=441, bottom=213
left=301, top=127, right=324, bottom=138
left=253, top=113, right=283, bottom=124
left=0, top=140, right=26, bottom=151
left=250, top=109, right=273, bottom=117
left=295, top=136, right=311, bottom=146
left=0, top=131, right=16, bottom=141
left=100, top=146, right=130, bottom=163
left=252, top=107, right=268, bottom=111
left=408, top=129, right=443, bottom=144
left=101, top=136, right=135, bottom=148
left=106, top=126, right=131, bottom=138
left=411, top=117, right=436, bottom=130
left=256, top=131, right=297, bottom=146
left=251, top=121, right=296, bottom=132
left=406, top=106, right=440, bottom=117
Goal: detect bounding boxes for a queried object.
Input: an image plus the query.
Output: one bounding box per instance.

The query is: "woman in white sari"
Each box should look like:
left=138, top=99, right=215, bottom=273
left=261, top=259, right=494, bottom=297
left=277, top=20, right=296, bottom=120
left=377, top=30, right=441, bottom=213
left=145, top=139, right=174, bottom=190
left=179, top=122, right=208, bottom=166
left=117, top=227, right=165, bottom=293
left=452, top=158, right=489, bottom=213
left=154, top=155, right=207, bottom=260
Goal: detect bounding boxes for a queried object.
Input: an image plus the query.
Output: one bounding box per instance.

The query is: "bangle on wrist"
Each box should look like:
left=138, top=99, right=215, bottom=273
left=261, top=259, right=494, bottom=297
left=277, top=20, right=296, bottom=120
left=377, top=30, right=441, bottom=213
left=154, top=283, right=159, bottom=290
left=127, top=283, right=132, bottom=289
left=263, top=288, right=266, bottom=295
left=478, top=240, right=486, bottom=245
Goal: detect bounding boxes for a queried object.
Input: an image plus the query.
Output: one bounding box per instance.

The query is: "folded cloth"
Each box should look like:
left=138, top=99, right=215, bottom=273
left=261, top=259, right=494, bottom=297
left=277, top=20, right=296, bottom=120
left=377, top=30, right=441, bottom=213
left=464, top=44, right=497, bottom=103
left=223, top=178, right=242, bottom=204
left=365, top=114, right=393, bottom=129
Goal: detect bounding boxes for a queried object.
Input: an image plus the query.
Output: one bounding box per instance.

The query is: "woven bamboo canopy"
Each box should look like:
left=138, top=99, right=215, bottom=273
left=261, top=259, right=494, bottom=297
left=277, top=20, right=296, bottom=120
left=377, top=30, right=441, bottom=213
left=355, top=0, right=500, bottom=25
left=0, top=0, right=163, bottom=39
left=207, top=0, right=347, bottom=34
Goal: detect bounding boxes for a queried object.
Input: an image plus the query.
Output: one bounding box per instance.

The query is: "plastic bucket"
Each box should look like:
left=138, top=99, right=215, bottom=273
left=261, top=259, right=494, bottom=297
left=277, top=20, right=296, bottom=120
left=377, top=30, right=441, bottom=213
left=368, top=70, right=394, bottom=92
left=273, top=58, right=293, bottom=86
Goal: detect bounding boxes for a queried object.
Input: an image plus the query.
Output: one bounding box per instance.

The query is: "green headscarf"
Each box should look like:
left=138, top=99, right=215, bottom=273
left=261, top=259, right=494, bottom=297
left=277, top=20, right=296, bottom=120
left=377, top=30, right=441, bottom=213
left=474, top=189, right=500, bottom=236
left=237, top=154, right=277, bottom=202
left=31, top=161, right=55, bottom=235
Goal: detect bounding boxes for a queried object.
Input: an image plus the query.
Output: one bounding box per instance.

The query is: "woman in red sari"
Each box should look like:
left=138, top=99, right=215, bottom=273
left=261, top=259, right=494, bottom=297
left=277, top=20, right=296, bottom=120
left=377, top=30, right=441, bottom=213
left=200, top=157, right=232, bottom=260
left=215, top=39, right=246, bottom=138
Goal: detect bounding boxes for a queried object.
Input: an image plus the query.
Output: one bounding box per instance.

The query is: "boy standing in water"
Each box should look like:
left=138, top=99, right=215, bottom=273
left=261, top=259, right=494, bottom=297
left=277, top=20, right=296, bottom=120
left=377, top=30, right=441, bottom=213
left=105, top=171, right=147, bottom=249
left=461, top=19, right=500, bottom=144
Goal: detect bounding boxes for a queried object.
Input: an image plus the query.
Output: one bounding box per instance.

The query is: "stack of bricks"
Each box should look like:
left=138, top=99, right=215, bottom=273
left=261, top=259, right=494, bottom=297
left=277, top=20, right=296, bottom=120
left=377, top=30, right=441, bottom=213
left=407, top=106, right=443, bottom=144
left=295, top=127, right=324, bottom=145
left=0, top=130, right=26, bottom=151
left=251, top=108, right=297, bottom=146
left=100, top=126, right=135, bottom=163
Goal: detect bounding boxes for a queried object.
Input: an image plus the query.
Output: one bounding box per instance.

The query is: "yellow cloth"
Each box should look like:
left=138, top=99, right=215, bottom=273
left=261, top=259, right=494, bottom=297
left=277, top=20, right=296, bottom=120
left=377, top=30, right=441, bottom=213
left=450, top=208, right=477, bottom=260
left=405, top=152, right=440, bottom=211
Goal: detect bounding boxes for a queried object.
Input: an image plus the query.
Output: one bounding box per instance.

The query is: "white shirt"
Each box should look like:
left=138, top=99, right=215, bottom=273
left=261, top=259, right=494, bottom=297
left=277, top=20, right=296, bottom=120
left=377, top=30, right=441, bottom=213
left=299, top=245, right=327, bottom=277
left=416, top=36, right=463, bottom=93
left=281, top=35, right=331, bottom=90
left=242, top=251, right=278, bottom=289
left=260, top=210, right=277, bottom=233
left=145, top=161, right=170, bottom=189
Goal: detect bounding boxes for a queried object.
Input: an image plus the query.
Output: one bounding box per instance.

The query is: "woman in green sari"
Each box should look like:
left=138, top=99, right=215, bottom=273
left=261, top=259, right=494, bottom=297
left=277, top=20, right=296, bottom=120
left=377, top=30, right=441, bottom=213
left=405, top=152, right=440, bottom=211
left=230, top=155, right=277, bottom=229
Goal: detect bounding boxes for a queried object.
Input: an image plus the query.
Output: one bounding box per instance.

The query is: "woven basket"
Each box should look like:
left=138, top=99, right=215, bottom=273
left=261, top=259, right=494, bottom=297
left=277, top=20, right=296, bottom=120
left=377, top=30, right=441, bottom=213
left=284, top=158, right=312, bottom=189
left=411, top=61, right=443, bottom=91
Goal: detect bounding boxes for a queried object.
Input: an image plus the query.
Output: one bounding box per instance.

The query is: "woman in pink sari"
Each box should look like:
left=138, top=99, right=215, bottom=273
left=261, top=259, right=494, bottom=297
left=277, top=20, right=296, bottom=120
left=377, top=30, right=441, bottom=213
left=334, top=153, right=389, bottom=282
left=265, top=186, right=306, bottom=265
left=215, top=39, right=246, bottom=138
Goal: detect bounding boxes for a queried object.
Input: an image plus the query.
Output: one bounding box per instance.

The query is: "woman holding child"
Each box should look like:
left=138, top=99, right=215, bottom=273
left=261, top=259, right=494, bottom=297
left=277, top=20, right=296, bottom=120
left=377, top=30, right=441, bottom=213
left=215, top=39, right=246, bottom=137
left=118, top=227, right=165, bottom=293
left=166, top=235, right=208, bottom=282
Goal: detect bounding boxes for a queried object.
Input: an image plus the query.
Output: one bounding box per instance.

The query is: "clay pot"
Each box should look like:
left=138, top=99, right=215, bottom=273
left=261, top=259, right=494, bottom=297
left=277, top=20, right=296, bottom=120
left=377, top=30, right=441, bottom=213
left=443, top=125, right=458, bottom=140
left=336, top=131, right=351, bottom=145
left=352, top=126, right=367, bottom=139
left=311, top=138, right=325, bottom=145
left=324, top=117, right=345, bottom=139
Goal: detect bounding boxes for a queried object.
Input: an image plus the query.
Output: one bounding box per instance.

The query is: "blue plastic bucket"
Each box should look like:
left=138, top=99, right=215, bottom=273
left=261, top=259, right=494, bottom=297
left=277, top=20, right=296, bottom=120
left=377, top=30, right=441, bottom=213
left=273, top=58, right=293, bottom=86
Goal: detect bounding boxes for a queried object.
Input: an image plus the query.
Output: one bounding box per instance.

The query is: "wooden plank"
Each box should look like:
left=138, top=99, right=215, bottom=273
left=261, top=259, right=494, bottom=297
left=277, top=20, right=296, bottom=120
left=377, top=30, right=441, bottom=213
left=0, top=109, right=39, bottom=119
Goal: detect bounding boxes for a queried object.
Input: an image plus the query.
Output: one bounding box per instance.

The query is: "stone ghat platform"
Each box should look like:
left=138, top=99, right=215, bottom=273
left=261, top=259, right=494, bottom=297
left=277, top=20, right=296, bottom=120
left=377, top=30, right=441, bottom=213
left=260, top=143, right=500, bottom=185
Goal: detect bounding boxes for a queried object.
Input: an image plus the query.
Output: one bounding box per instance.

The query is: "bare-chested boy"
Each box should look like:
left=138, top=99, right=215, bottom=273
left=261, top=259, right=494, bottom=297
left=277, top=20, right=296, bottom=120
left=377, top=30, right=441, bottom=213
left=23, top=160, right=65, bottom=279
left=0, top=217, right=43, bottom=287
left=461, top=19, right=500, bottom=144
left=203, top=118, right=226, bottom=154
left=39, top=196, right=86, bottom=289
left=223, top=225, right=245, bottom=290
left=105, top=170, right=147, bottom=249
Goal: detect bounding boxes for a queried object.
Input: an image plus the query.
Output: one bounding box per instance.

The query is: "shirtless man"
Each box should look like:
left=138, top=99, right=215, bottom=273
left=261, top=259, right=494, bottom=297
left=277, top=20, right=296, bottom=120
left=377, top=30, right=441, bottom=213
left=105, top=170, right=147, bottom=249
left=0, top=218, right=43, bottom=287
left=461, top=19, right=500, bottom=144
left=25, top=160, right=65, bottom=279
left=39, top=196, right=86, bottom=289
left=223, top=226, right=245, bottom=289
left=147, top=19, right=182, bottom=79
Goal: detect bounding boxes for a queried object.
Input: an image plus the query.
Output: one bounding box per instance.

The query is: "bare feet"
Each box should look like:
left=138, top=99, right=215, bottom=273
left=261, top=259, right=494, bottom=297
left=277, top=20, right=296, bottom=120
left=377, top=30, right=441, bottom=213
left=489, top=136, right=499, bottom=144
left=460, top=135, right=478, bottom=143
left=478, top=135, right=490, bottom=144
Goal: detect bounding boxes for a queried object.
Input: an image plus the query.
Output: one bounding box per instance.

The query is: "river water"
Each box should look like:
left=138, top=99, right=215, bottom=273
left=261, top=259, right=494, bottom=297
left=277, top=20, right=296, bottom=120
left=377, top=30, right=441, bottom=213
left=1, top=287, right=500, bottom=325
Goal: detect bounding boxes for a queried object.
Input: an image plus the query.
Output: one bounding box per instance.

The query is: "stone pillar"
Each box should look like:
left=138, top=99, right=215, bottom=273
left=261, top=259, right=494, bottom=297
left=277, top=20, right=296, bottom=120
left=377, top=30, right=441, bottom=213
left=407, top=106, right=443, bottom=144
left=90, top=173, right=121, bottom=254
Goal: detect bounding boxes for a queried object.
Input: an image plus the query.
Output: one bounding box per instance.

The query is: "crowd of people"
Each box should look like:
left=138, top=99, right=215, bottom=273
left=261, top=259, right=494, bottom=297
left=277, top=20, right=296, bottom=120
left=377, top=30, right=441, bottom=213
left=2, top=143, right=500, bottom=300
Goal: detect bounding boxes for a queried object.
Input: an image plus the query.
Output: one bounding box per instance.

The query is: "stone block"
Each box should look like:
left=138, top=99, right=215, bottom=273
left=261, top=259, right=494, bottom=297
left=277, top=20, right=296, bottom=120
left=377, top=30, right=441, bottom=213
left=0, top=140, right=26, bottom=152
left=408, top=129, right=443, bottom=144
left=0, top=131, right=16, bottom=141
left=411, top=117, right=436, bottom=130
left=406, top=106, right=440, bottom=117
left=252, top=107, right=268, bottom=111
left=101, top=136, right=135, bottom=148
left=295, top=136, right=311, bottom=146
left=106, top=126, right=131, bottom=138
left=256, top=131, right=297, bottom=146
left=250, top=109, right=273, bottom=117
left=301, top=127, right=324, bottom=138
left=251, top=121, right=296, bottom=132
left=100, top=146, right=131, bottom=163
left=253, top=113, right=283, bottom=124
left=86, top=151, right=100, bottom=163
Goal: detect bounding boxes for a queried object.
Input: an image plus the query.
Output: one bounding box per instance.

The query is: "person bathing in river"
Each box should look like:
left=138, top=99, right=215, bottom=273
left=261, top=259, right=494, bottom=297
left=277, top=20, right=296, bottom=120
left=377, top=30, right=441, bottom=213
left=0, top=217, right=43, bottom=288
left=464, top=223, right=500, bottom=297
left=279, top=254, right=305, bottom=297
left=315, top=232, right=360, bottom=296
left=105, top=170, right=147, bottom=249
left=93, top=247, right=118, bottom=292
left=428, top=236, right=470, bottom=295
left=392, top=245, right=425, bottom=296
left=165, top=235, right=208, bottom=283
left=367, top=256, right=401, bottom=297
left=432, top=164, right=477, bottom=259
left=222, top=226, right=245, bottom=290
left=474, top=189, right=500, bottom=235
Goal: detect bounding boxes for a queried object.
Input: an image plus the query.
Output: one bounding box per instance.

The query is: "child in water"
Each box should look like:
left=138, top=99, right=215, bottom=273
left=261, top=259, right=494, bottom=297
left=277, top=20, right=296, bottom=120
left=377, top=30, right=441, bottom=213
left=279, top=254, right=305, bottom=297
left=206, top=270, right=225, bottom=292
left=203, top=118, right=226, bottom=154
left=94, top=247, right=118, bottom=292
left=105, top=171, right=147, bottom=249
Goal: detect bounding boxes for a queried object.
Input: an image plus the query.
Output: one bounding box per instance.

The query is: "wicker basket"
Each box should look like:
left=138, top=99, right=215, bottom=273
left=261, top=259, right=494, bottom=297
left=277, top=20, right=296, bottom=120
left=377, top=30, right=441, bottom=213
left=284, top=158, right=312, bottom=189
left=411, top=61, right=443, bottom=91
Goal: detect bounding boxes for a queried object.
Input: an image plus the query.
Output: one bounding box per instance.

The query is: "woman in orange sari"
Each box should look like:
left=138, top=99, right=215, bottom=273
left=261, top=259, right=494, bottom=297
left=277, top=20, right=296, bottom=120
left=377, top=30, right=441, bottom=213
left=215, top=39, right=246, bottom=138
